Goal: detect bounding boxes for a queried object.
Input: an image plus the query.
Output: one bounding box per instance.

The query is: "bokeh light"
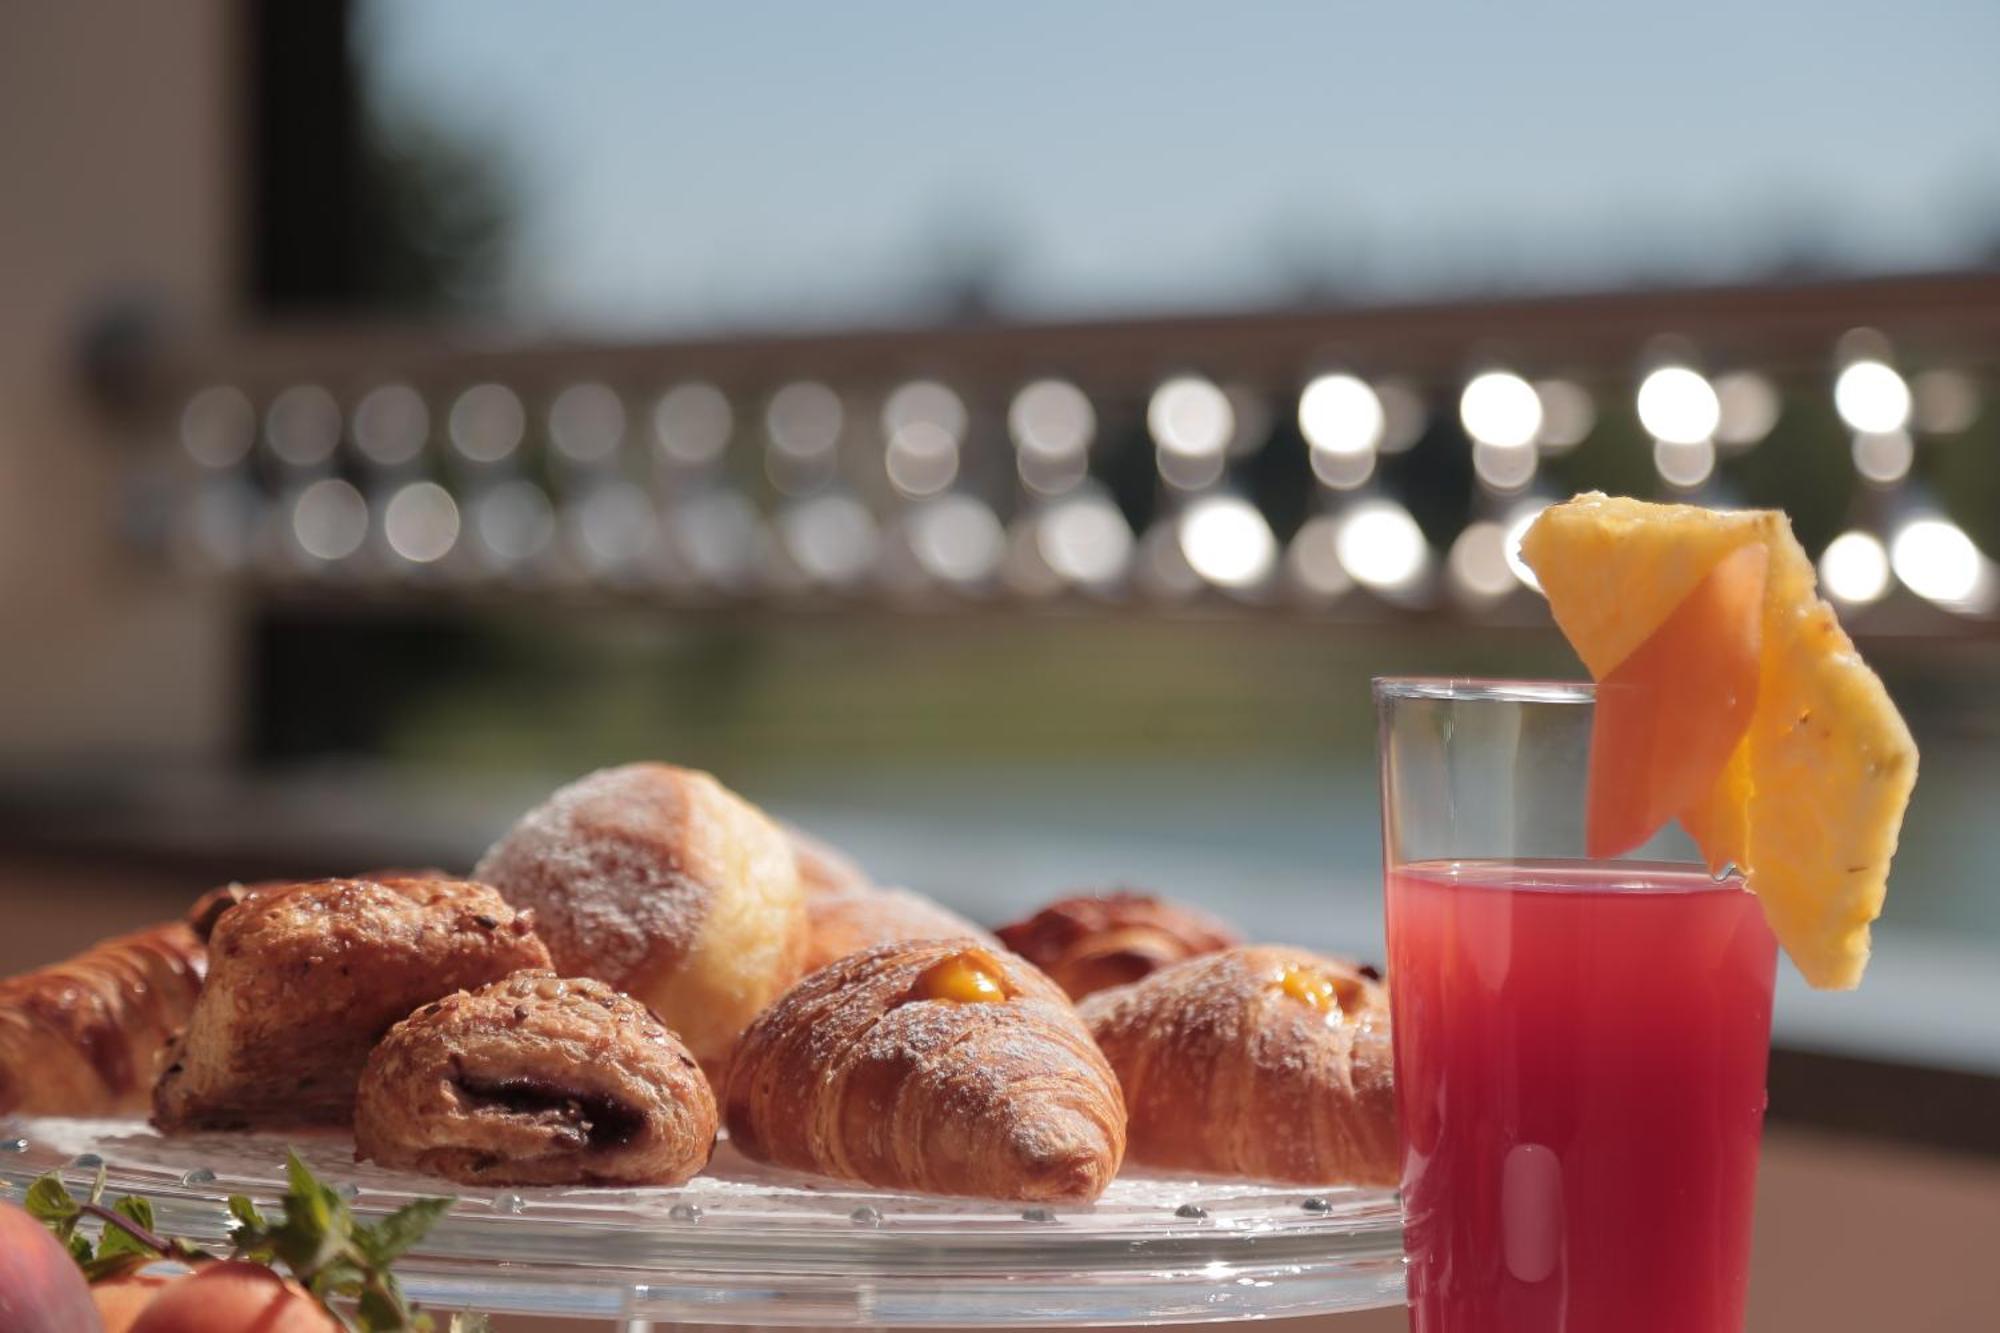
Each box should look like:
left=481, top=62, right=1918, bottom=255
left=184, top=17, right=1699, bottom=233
left=1533, top=379, right=1595, bottom=453
left=291, top=478, right=368, bottom=560
left=1890, top=517, right=1990, bottom=609
left=1637, top=366, right=1721, bottom=445
left=1911, top=369, right=1980, bottom=435
left=1178, top=495, right=1276, bottom=591
left=1835, top=360, right=1913, bottom=435
left=1037, top=492, right=1132, bottom=589
left=1285, top=515, right=1352, bottom=601
left=653, top=383, right=734, bottom=466
left=449, top=384, right=526, bottom=463
left=1300, top=374, right=1383, bottom=490
left=909, top=494, right=1005, bottom=586
left=473, top=480, right=555, bottom=567
left=1820, top=530, right=1892, bottom=606
left=1714, top=371, right=1781, bottom=447
left=1335, top=499, right=1428, bottom=594
left=1852, top=430, right=1915, bottom=485
left=1459, top=371, right=1542, bottom=449
left=549, top=383, right=627, bottom=463
left=1448, top=521, right=1515, bottom=605
left=383, top=481, right=460, bottom=564
left=780, top=493, right=877, bottom=587
left=267, top=385, right=342, bottom=467
left=1653, top=438, right=1717, bottom=489
left=1149, top=376, right=1233, bottom=490
left=352, top=384, right=430, bottom=467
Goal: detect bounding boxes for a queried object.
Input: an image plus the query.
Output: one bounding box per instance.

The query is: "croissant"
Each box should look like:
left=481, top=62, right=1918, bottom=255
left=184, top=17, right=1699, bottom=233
left=1078, top=946, right=1397, bottom=1186
left=153, top=877, right=551, bottom=1132
left=802, top=882, right=994, bottom=975
left=725, top=940, right=1126, bottom=1201
left=356, top=971, right=717, bottom=1187
left=0, top=923, right=205, bottom=1116
left=995, top=891, right=1241, bottom=1000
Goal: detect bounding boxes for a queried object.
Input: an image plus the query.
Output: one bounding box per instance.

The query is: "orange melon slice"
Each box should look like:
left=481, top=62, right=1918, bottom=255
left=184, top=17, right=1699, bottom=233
left=1586, top=542, right=1767, bottom=858
left=1521, top=493, right=1918, bottom=988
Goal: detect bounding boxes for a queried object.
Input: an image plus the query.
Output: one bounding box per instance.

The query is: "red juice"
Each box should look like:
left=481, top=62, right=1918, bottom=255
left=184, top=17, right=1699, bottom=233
left=1386, top=859, right=1777, bottom=1333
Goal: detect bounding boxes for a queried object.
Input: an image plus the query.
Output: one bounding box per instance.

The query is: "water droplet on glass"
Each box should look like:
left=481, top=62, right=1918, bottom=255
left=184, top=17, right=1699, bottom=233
left=1710, top=862, right=1740, bottom=883
left=1175, top=1203, right=1208, bottom=1220
left=1021, top=1207, right=1056, bottom=1223
left=669, top=1203, right=702, bottom=1223
left=180, top=1168, right=217, bottom=1186
left=71, top=1153, right=103, bottom=1169
left=1301, top=1197, right=1331, bottom=1214
left=493, top=1192, right=526, bottom=1215
left=849, top=1205, right=883, bottom=1227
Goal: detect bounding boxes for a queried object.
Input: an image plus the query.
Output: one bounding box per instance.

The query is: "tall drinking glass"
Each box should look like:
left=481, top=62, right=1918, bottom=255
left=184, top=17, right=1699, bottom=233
left=1376, top=678, right=1777, bottom=1333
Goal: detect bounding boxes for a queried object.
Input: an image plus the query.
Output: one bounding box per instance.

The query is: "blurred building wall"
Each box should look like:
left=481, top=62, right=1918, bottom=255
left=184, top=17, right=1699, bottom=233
left=0, top=3, right=239, bottom=766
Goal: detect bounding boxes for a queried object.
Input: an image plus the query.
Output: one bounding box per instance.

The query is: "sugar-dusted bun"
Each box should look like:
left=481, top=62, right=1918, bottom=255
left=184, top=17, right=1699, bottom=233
left=803, top=883, right=995, bottom=975
left=473, top=764, right=805, bottom=1069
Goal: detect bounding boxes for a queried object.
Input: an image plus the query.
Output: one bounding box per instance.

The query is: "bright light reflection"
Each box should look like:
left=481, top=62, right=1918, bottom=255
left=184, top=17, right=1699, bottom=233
left=1178, top=495, right=1275, bottom=590
left=885, top=420, right=958, bottom=498
left=267, top=385, right=341, bottom=466
left=1285, top=516, right=1352, bottom=599
left=767, top=382, right=843, bottom=458
left=573, top=484, right=654, bottom=569
left=1038, top=493, right=1131, bottom=587
left=1533, top=379, right=1594, bottom=452
left=910, top=495, right=1005, bottom=585
left=1010, top=379, right=1095, bottom=458
left=449, top=384, right=525, bottom=463
left=1890, top=518, right=1987, bottom=607
left=1504, top=503, right=1547, bottom=590
left=1449, top=521, right=1515, bottom=603
left=474, top=481, right=554, bottom=565
left=1376, top=380, right=1428, bottom=454
left=292, top=479, right=367, bottom=560
left=883, top=381, right=966, bottom=444
left=383, top=481, right=459, bottom=563
left=1637, top=367, right=1720, bottom=445
left=1459, top=372, right=1542, bottom=449
left=782, top=494, right=877, bottom=586
left=1835, top=361, right=1912, bottom=435
left=353, top=385, right=429, bottom=466
left=1299, top=375, right=1383, bottom=457
left=1148, top=376, right=1234, bottom=457
left=1472, top=439, right=1537, bottom=491
left=549, top=383, right=626, bottom=462
left=1714, top=372, right=1780, bottom=447
left=1653, top=438, right=1716, bottom=489
left=1820, top=531, right=1891, bottom=606
left=1852, top=431, right=1914, bottom=485
left=1335, top=500, right=1427, bottom=592
left=654, top=383, right=733, bottom=466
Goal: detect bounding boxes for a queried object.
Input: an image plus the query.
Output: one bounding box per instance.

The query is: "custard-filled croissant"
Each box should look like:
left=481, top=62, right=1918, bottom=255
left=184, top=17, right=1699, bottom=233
left=356, top=971, right=717, bottom=1187
left=726, top=941, right=1127, bottom=1201
left=995, top=891, right=1240, bottom=1000
left=153, top=877, right=551, bottom=1132
left=1079, top=946, right=1396, bottom=1186
left=0, top=922, right=206, bottom=1116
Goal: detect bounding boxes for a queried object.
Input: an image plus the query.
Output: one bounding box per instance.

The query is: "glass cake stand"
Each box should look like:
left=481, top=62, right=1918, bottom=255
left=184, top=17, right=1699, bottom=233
left=0, top=1118, right=1405, bottom=1327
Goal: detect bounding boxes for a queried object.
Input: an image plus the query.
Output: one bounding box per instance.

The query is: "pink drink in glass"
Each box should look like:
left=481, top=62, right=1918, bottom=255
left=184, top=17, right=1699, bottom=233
left=1386, top=858, right=1777, bottom=1333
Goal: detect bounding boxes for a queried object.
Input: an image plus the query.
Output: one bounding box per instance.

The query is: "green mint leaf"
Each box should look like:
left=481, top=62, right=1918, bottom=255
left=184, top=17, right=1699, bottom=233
left=354, top=1197, right=453, bottom=1266
left=111, top=1194, right=156, bottom=1233
left=65, top=1230, right=94, bottom=1264
left=23, top=1175, right=78, bottom=1227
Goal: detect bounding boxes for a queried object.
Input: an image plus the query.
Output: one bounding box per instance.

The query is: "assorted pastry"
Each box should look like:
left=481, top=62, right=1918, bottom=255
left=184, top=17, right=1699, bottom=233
left=726, top=940, right=1125, bottom=1201
left=0, top=761, right=1398, bottom=1203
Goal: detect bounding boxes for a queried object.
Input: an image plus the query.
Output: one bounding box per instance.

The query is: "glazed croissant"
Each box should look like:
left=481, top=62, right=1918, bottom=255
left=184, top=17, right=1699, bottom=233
left=996, top=891, right=1241, bottom=1000
left=1079, top=946, right=1397, bottom=1186
left=0, top=922, right=206, bottom=1116
left=726, top=940, right=1127, bottom=1201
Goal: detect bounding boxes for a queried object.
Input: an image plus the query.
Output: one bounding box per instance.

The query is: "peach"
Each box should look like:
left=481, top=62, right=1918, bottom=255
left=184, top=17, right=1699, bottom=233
left=127, top=1261, right=339, bottom=1333
left=0, top=1199, right=100, bottom=1333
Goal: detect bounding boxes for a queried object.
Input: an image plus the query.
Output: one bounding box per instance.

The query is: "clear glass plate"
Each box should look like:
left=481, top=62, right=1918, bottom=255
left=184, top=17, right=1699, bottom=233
left=0, top=1117, right=1404, bottom=1326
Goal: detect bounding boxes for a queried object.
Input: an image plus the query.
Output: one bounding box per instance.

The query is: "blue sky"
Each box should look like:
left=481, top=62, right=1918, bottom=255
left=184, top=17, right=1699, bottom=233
left=361, top=1, right=2000, bottom=335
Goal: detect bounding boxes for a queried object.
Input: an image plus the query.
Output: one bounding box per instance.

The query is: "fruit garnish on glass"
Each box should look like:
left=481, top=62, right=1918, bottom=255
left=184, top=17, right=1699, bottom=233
left=1520, top=492, right=1919, bottom=989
